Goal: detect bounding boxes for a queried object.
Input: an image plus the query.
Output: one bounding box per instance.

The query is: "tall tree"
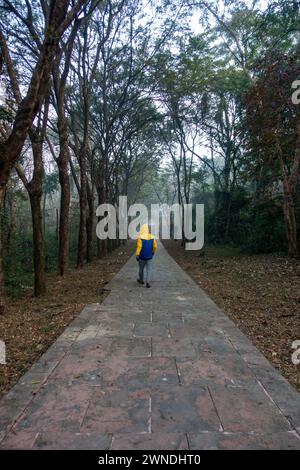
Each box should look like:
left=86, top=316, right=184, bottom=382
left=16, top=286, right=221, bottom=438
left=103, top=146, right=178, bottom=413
left=0, top=0, right=91, bottom=312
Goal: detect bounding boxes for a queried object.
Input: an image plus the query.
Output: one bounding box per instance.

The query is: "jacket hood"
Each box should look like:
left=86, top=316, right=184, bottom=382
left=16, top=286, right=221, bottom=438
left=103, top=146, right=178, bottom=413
left=139, top=224, right=150, bottom=239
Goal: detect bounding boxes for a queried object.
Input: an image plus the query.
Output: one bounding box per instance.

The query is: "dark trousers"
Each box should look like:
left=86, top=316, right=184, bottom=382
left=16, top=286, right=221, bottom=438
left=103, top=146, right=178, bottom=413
left=138, top=259, right=152, bottom=284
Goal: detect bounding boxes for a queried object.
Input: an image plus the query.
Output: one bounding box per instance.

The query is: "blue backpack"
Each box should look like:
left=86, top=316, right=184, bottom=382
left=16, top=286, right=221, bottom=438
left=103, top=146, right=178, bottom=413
left=139, top=238, right=154, bottom=260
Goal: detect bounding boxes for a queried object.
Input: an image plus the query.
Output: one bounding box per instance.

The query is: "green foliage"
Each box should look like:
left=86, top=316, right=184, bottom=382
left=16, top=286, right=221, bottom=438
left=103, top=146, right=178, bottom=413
left=238, top=201, right=287, bottom=254
left=0, top=106, right=14, bottom=123
left=43, top=172, right=59, bottom=196
left=3, top=235, right=34, bottom=297
left=44, top=231, right=59, bottom=273
left=205, top=185, right=287, bottom=254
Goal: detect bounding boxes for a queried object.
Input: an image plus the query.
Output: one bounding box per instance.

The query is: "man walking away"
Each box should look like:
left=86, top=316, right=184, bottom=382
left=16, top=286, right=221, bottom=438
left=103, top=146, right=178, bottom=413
left=136, top=224, right=157, bottom=288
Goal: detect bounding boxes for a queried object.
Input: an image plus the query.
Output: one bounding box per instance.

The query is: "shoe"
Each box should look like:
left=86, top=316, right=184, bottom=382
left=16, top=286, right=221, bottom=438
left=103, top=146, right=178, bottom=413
left=146, top=283, right=151, bottom=288
left=137, top=279, right=144, bottom=285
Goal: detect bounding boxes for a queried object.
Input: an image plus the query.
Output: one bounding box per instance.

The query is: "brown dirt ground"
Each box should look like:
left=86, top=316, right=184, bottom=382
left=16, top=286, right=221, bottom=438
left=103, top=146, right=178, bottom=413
left=0, top=242, right=134, bottom=400
left=164, top=240, right=300, bottom=392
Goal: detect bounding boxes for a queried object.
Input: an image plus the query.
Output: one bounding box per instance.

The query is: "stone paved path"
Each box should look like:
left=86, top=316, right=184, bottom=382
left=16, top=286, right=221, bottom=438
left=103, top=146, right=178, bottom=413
left=1, top=242, right=300, bottom=450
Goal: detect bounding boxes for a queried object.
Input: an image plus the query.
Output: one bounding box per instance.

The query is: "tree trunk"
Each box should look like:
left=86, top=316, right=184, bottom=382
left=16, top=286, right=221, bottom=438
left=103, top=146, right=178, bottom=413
left=53, top=64, right=72, bottom=276
left=29, top=193, right=46, bottom=296
left=43, top=192, right=47, bottom=237
left=0, top=187, right=5, bottom=314
left=277, top=137, right=299, bottom=258
left=6, top=189, right=15, bottom=256
left=77, top=144, right=88, bottom=268
left=97, top=239, right=105, bottom=258
left=96, top=185, right=105, bottom=259
left=107, top=238, right=112, bottom=253
left=223, top=191, right=231, bottom=241
left=57, top=156, right=70, bottom=275
left=282, top=187, right=298, bottom=258
left=86, top=184, right=94, bottom=263
left=15, top=102, right=49, bottom=296
left=56, top=208, right=59, bottom=243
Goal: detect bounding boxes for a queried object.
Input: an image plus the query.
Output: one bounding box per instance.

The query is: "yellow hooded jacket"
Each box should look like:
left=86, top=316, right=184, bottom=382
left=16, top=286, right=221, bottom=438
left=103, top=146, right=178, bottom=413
left=136, top=224, right=157, bottom=260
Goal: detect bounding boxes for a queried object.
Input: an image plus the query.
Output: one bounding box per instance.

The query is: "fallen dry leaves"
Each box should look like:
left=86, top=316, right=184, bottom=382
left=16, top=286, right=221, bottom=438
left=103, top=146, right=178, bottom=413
left=164, top=240, right=300, bottom=392
left=0, top=242, right=133, bottom=399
